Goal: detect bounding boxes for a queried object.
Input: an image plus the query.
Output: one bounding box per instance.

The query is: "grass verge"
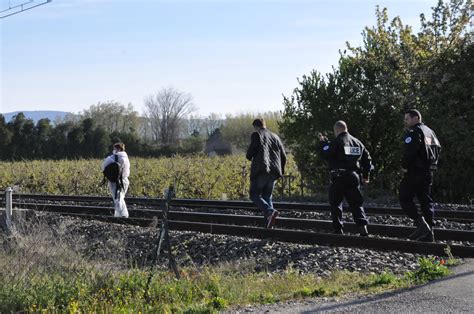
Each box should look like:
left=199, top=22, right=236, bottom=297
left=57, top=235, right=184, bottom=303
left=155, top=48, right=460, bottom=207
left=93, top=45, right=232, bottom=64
left=0, top=216, right=457, bottom=313
left=0, top=252, right=456, bottom=312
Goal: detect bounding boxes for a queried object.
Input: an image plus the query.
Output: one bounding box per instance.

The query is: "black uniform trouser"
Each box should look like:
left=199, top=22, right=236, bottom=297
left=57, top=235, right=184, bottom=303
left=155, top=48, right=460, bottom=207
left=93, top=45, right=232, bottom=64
left=328, top=171, right=368, bottom=231
left=399, top=170, right=434, bottom=227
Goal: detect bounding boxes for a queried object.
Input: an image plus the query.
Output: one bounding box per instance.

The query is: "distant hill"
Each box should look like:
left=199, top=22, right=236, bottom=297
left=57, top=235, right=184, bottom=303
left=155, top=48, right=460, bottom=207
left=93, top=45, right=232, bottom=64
left=1, top=111, right=70, bottom=124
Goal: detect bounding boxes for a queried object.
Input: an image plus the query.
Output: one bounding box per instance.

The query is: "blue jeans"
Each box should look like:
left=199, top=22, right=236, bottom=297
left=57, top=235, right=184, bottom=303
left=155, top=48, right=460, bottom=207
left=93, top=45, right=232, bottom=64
left=249, top=173, right=277, bottom=217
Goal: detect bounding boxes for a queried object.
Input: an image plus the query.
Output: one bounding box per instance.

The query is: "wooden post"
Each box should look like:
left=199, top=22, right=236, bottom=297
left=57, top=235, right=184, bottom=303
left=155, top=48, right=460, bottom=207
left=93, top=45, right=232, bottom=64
left=5, top=187, right=13, bottom=231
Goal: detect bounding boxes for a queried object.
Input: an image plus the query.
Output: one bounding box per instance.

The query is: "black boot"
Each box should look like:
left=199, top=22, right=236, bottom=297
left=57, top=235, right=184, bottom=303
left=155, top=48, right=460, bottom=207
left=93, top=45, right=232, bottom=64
left=408, top=217, right=431, bottom=240
left=416, top=229, right=435, bottom=242
left=358, top=225, right=369, bottom=237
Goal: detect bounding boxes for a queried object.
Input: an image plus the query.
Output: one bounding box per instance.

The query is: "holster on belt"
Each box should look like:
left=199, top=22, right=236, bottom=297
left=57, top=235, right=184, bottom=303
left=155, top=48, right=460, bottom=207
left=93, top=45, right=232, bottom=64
left=329, top=169, right=344, bottom=182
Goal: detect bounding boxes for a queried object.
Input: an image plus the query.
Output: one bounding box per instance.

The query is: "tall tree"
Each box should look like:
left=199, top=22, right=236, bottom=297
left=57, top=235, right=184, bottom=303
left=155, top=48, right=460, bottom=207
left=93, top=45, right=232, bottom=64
left=48, top=121, right=74, bottom=159
left=34, top=118, right=52, bottom=158
left=82, top=101, right=139, bottom=134
left=221, top=112, right=282, bottom=150
left=6, top=113, right=36, bottom=159
left=203, top=113, right=224, bottom=137
left=281, top=0, right=472, bottom=201
left=0, top=115, right=12, bottom=159
left=144, top=87, right=196, bottom=145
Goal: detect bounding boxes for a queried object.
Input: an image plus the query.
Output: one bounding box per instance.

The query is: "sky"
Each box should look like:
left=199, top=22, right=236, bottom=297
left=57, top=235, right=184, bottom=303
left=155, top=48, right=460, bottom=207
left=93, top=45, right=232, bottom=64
left=1, top=0, right=435, bottom=117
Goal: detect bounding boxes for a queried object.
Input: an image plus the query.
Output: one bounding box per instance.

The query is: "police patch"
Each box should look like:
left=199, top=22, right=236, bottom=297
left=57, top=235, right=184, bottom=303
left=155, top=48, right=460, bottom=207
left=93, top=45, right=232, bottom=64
left=323, top=145, right=329, bottom=151
left=344, top=146, right=361, bottom=155
left=405, top=137, right=412, bottom=144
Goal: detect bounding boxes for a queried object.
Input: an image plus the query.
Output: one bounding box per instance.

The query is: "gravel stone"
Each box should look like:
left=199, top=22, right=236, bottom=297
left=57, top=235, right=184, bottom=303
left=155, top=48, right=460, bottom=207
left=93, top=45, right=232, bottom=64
left=1, top=211, right=439, bottom=276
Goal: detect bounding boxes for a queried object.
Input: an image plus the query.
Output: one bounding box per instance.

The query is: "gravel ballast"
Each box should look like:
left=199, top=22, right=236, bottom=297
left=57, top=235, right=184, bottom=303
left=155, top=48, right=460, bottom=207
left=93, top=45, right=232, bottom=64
left=2, top=211, right=437, bottom=277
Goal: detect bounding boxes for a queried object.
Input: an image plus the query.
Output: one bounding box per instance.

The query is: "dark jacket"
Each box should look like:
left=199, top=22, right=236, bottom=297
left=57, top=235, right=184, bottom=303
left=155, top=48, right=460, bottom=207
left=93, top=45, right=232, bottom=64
left=246, top=128, right=287, bottom=180
left=402, top=123, right=441, bottom=172
left=319, top=132, right=372, bottom=179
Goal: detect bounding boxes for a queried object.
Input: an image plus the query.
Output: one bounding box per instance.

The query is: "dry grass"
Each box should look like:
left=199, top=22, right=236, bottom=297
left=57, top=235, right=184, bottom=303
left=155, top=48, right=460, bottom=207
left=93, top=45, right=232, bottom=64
left=0, top=213, right=452, bottom=313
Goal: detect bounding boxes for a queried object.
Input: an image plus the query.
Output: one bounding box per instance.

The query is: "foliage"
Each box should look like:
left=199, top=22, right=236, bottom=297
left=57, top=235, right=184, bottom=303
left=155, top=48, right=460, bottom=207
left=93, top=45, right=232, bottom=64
left=0, top=109, right=288, bottom=161
left=82, top=101, right=140, bottom=134
left=182, top=113, right=224, bottom=139
left=0, top=155, right=302, bottom=199
left=359, top=271, right=398, bottom=289
left=280, top=0, right=473, bottom=202
left=405, top=257, right=450, bottom=284
left=0, top=219, right=454, bottom=312
left=221, top=111, right=282, bottom=150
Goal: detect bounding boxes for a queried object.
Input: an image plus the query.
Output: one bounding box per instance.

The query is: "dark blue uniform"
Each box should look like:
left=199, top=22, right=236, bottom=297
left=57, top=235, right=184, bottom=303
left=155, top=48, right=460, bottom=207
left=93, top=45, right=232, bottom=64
left=319, top=132, right=373, bottom=232
left=399, top=123, right=441, bottom=227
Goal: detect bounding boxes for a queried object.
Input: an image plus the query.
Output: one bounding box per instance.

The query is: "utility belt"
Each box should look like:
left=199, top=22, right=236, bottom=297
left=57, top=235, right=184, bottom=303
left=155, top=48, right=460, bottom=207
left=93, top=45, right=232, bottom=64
left=406, top=165, right=436, bottom=174
left=330, top=168, right=357, bottom=180
left=413, top=158, right=438, bottom=171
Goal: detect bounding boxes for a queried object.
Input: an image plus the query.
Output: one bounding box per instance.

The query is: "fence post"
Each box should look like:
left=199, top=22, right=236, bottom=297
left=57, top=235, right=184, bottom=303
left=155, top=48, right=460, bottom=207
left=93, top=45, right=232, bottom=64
left=5, top=187, right=13, bottom=231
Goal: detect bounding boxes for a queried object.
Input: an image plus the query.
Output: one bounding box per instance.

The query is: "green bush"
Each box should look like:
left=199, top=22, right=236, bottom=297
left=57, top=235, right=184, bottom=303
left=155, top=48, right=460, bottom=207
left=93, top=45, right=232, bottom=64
left=406, top=257, right=450, bottom=284
left=280, top=1, right=473, bottom=202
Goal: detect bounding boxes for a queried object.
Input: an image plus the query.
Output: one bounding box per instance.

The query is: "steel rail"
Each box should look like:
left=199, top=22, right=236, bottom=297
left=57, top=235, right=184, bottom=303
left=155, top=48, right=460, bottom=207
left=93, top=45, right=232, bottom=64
left=53, top=212, right=474, bottom=258
left=15, top=202, right=474, bottom=242
left=4, top=193, right=474, bottom=222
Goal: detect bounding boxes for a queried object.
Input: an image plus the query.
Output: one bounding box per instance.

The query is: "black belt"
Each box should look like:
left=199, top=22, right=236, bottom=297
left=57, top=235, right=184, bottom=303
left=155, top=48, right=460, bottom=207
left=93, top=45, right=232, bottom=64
left=330, top=169, right=352, bottom=173
left=330, top=169, right=358, bottom=177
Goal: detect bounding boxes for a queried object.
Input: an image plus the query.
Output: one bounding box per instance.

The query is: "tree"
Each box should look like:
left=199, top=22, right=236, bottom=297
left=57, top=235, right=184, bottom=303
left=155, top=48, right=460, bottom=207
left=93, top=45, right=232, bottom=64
left=0, top=115, right=12, bottom=159
left=181, top=132, right=204, bottom=154
left=281, top=0, right=472, bottom=201
left=6, top=113, right=36, bottom=159
left=182, top=114, right=205, bottom=138
left=66, top=126, right=85, bottom=158
left=110, top=130, right=142, bottom=156
left=48, top=121, right=75, bottom=159
left=203, top=113, right=223, bottom=137
left=82, top=101, right=140, bottom=134
left=34, top=118, right=53, bottom=158
left=178, top=113, right=224, bottom=141
left=220, top=112, right=282, bottom=150
left=418, top=0, right=472, bottom=201
left=144, top=87, right=197, bottom=145
left=92, top=126, right=110, bottom=158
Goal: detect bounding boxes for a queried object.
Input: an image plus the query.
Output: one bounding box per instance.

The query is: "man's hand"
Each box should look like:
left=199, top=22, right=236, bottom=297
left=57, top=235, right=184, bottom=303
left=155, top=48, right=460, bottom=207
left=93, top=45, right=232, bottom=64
left=402, top=168, right=408, bottom=173
left=362, top=178, right=370, bottom=185
left=318, top=132, right=328, bottom=141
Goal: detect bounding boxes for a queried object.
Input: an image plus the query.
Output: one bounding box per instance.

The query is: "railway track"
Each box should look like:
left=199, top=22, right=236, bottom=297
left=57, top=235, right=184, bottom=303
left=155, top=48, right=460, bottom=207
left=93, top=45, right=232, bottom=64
left=3, top=193, right=474, bottom=223
left=48, top=213, right=474, bottom=258
left=13, top=202, right=473, bottom=242
left=4, top=198, right=474, bottom=257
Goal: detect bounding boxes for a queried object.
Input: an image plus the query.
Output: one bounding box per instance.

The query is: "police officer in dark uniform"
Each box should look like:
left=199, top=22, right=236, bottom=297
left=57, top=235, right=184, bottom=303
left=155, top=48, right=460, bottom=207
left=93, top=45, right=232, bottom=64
left=399, top=109, right=441, bottom=242
left=318, top=120, right=373, bottom=236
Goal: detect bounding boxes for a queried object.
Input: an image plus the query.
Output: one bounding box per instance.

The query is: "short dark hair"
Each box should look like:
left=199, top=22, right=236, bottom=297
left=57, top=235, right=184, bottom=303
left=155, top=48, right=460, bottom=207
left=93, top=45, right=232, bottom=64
left=405, top=109, right=422, bottom=121
left=114, top=142, right=126, bottom=151
left=252, top=118, right=266, bottom=128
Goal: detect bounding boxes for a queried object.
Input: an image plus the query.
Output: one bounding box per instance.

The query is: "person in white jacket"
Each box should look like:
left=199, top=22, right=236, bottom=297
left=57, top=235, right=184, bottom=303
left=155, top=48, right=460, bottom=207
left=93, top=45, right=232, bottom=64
left=101, top=142, right=131, bottom=218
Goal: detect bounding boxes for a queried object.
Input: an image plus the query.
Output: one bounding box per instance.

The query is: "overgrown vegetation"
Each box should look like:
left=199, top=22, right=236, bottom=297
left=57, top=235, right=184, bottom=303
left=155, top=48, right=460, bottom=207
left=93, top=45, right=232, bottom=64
left=0, top=217, right=455, bottom=313
left=281, top=0, right=473, bottom=202
left=0, top=155, right=303, bottom=199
